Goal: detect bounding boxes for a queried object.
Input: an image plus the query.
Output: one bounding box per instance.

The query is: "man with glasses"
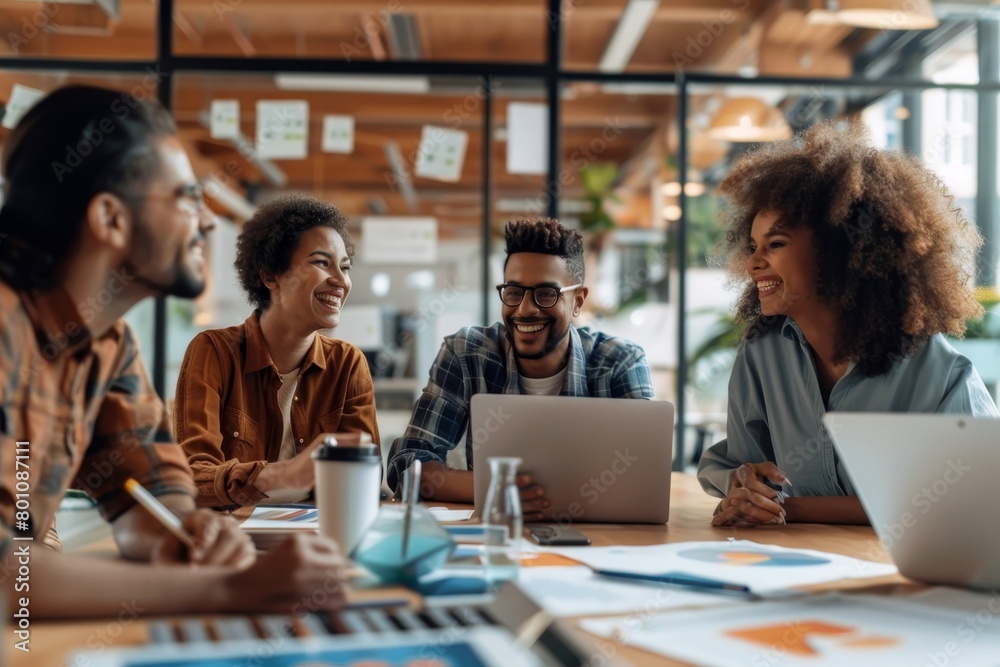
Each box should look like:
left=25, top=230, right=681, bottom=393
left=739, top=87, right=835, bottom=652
left=387, top=218, right=653, bottom=515
left=0, top=86, right=347, bottom=618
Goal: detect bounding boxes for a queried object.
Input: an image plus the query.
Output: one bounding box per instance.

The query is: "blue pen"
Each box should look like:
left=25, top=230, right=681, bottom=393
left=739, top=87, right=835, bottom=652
left=593, top=568, right=753, bottom=595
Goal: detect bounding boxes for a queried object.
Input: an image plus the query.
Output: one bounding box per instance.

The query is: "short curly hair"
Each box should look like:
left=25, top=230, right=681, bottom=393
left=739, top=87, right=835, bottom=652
left=235, top=194, right=355, bottom=310
left=718, top=121, right=983, bottom=377
left=503, top=217, right=585, bottom=283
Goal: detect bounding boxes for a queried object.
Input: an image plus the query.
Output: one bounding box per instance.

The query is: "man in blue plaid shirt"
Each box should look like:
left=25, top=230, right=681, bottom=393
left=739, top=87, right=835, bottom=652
left=387, top=218, right=653, bottom=517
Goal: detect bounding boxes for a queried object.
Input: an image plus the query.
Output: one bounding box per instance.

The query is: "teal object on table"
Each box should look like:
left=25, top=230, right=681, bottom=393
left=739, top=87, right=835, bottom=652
left=351, top=504, right=455, bottom=587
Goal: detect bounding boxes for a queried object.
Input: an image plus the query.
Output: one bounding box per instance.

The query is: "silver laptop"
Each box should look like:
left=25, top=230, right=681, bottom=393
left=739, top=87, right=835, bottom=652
left=471, top=395, right=673, bottom=524
left=824, top=412, right=1000, bottom=590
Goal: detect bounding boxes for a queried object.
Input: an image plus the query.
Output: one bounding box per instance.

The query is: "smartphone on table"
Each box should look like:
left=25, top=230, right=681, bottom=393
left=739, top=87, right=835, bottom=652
left=525, top=524, right=591, bottom=546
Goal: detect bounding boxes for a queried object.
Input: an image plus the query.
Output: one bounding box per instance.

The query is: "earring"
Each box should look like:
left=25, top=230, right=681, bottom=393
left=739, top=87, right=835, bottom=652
left=573, top=309, right=580, bottom=317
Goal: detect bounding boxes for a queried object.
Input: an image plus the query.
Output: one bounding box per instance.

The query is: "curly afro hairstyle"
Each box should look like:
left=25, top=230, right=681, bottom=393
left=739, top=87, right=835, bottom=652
left=718, top=121, right=983, bottom=377
left=503, top=217, right=585, bottom=283
left=235, top=194, right=355, bottom=310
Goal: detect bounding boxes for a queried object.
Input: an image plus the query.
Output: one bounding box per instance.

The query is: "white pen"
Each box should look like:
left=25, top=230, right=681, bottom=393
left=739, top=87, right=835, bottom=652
left=124, top=478, right=194, bottom=548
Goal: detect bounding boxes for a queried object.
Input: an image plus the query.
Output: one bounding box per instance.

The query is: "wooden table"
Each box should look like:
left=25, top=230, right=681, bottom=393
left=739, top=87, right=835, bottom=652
left=17, top=473, right=911, bottom=667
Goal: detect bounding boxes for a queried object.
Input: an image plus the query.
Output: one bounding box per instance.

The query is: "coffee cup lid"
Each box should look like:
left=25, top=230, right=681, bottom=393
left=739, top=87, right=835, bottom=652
left=313, top=437, right=380, bottom=462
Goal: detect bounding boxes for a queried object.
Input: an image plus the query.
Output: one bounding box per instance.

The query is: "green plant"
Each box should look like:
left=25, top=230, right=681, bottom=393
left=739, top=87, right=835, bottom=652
left=689, top=308, right=741, bottom=366
left=577, top=163, right=619, bottom=233
left=687, top=307, right=742, bottom=391
left=963, top=286, right=1000, bottom=339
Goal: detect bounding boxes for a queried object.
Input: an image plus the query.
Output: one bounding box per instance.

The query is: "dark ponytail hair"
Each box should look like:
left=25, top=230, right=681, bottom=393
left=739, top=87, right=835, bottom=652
left=0, top=85, right=175, bottom=291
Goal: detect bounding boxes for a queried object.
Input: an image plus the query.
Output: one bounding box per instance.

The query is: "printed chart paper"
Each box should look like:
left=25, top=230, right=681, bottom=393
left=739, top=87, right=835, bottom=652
left=322, top=114, right=355, bottom=153
left=361, top=217, right=438, bottom=264
left=546, top=540, right=897, bottom=593
left=580, top=593, right=1000, bottom=667
left=256, top=100, right=309, bottom=159
left=414, top=125, right=468, bottom=182
left=517, top=566, right=737, bottom=618
left=210, top=99, right=240, bottom=139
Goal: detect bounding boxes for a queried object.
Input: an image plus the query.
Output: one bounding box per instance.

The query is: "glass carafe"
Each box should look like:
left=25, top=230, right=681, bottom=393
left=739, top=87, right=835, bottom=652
left=481, top=456, right=523, bottom=583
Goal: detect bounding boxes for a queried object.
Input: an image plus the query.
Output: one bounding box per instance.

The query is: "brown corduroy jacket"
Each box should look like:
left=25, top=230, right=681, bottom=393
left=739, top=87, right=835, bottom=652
left=174, top=312, right=380, bottom=508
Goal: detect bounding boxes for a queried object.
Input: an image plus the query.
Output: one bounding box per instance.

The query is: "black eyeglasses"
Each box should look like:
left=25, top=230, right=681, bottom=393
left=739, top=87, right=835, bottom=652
left=496, top=283, right=582, bottom=308
left=128, top=183, right=207, bottom=216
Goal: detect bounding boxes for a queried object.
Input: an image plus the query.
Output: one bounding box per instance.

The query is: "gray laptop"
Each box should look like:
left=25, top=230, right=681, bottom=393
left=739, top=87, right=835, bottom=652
left=471, top=395, right=673, bottom=524
left=823, top=412, right=1000, bottom=590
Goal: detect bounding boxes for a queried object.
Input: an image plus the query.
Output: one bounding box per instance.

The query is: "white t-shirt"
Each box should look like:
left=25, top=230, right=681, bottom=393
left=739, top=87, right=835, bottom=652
left=260, top=368, right=311, bottom=504
left=519, top=366, right=568, bottom=396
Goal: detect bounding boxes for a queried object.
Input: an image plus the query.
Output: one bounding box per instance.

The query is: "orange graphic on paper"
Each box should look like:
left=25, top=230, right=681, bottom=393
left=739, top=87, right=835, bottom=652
left=520, top=552, right=582, bottom=567
left=727, top=621, right=899, bottom=656
left=840, top=637, right=900, bottom=650
left=727, top=621, right=857, bottom=656
left=720, top=552, right=772, bottom=566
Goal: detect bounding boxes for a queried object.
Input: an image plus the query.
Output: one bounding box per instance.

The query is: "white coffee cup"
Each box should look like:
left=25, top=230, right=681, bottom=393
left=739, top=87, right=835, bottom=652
left=312, top=433, right=382, bottom=556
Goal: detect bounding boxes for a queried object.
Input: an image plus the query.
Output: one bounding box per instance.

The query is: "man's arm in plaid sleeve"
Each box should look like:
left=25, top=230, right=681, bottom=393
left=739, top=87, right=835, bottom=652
left=387, top=336, right=474, bottom=501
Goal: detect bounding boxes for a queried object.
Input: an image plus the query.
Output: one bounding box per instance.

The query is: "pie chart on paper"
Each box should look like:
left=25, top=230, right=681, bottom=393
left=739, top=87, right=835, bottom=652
left=678, top=547, right=831, bottom=567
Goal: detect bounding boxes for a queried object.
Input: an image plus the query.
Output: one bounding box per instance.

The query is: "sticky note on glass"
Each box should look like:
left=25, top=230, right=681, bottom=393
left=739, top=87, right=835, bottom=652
left=322, top=115, right=355, bottom=154
left=506, top=102, right=548, bottom=175
left=2, top=84, right=45, bottom=130
left=414, top=125, right=468, bottom=182
left=256, top=100, right=309, bottom=159
left=210, top=100, right=240, bottom=139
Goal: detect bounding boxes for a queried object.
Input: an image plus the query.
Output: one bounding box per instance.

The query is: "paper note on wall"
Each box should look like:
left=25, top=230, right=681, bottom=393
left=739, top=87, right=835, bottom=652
left=506, top=102, right=548, bottom=175
left=361, top=217, right=437, bottom=265
left=2, top=84, right=45, bottom=130
left=322, top=115, right=355, bottom=154
left=256, top=100, right=309, bottom=159
left=210, top=100, right=240, bottom=139
left=414, top=126, right=468, bottom=182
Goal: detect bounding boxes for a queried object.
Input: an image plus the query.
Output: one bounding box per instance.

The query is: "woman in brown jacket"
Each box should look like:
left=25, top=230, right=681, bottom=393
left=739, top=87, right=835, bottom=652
left=175, top=194, right=379, bottom=508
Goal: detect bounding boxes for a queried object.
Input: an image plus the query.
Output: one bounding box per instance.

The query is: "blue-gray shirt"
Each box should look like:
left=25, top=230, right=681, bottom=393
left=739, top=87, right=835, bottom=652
left=698, top=317, right=999, bottom=498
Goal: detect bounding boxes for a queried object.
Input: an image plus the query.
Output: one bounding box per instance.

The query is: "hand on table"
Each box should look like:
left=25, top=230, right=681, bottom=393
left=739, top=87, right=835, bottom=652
left=517, top=474, right=550, bottom=522
left=712, top=462, right=789, bottom=528
left=222, top=533, right=350, bottom=612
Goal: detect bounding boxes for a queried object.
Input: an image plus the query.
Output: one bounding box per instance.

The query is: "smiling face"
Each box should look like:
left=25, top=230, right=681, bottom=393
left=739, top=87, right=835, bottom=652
left=265, top=226, right=352, bottom=334
left=127, top=136, right=216, bottom=299
left=501, top=252, right=588, bottom=378
left=746, top=209, right=821, bottom=320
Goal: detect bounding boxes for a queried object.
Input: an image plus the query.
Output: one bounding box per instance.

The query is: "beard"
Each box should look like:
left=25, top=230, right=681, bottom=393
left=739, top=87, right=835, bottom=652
left=126, top=216, right=207, bottom=299
left=504, top=316, right=571, bottom=361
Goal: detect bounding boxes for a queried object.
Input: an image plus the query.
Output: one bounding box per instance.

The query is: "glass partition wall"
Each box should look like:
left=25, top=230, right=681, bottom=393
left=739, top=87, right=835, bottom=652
left=1, top=0, right=996, bottom=468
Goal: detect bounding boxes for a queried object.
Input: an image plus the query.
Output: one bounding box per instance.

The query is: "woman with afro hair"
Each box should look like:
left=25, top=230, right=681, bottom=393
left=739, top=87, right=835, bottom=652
left=697, top=121, right=998, bottom=527
left=174, top=195, right=379, bottom=509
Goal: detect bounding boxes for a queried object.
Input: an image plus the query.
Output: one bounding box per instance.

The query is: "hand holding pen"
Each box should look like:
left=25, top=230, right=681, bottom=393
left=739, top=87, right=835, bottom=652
left=124, top=478, right=256, bottom=569
left=712, top=463, right=791, bottom=527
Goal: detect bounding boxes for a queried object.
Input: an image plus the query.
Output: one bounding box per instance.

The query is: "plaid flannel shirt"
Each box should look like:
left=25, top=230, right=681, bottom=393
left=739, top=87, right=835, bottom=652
left=386, top=323, right=653, bottom=491
left=0, top=283, right=194, bottom=559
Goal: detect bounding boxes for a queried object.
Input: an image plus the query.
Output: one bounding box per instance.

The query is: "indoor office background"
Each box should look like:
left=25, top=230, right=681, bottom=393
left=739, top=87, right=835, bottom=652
left=0, top=0, right=997, bottom=470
